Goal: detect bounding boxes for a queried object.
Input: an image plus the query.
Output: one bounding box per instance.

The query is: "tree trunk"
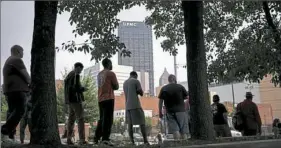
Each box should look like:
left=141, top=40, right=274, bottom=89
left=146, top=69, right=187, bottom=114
left=30, top=1, right=61, bottom=146
left=182, top=1, right=215, bottom=140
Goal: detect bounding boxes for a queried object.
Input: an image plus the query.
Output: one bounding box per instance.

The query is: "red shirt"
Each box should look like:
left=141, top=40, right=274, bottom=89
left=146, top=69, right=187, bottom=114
left=97, top=69, right=118, bottom=102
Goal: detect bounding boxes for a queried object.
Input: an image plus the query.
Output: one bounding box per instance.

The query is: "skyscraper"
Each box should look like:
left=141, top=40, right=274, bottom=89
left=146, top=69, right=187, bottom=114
left=118, top=21, right=154, bottom=95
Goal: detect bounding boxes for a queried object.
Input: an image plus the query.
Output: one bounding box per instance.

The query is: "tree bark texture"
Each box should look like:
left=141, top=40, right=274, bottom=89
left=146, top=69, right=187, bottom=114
left=182, top=1, right=215, bottom=140
left=30, top=1, right=61, bottom=145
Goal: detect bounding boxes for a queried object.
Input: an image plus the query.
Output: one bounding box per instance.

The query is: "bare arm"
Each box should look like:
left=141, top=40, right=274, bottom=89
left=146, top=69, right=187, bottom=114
left=136, top=80, right=144, bottom=96
left=111, top=72, right=119, bottom=90
left=158, top=88, right=164, bottom=118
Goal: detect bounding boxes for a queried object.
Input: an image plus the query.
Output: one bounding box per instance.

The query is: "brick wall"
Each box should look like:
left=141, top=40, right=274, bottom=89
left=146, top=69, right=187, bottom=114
left=259, top=75, right=281, bottom=121
left=11, top=123, right=90, bottom=141
left=115, top=95, right=159, bottom=126
left=222, top=101, right=273, bottom=125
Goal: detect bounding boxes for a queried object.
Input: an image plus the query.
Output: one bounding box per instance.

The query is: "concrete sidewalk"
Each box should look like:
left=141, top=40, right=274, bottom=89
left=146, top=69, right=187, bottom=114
left=178, top=139, right=281, bottom=148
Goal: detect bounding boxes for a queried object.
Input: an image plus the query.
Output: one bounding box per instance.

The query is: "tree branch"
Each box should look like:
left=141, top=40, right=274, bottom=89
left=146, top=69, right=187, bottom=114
left=262, top=1, right=281, bottom=50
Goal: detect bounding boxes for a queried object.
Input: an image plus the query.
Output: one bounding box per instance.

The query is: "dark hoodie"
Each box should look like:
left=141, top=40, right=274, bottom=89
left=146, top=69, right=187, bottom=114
left=64, top=70, right=85, bottom=104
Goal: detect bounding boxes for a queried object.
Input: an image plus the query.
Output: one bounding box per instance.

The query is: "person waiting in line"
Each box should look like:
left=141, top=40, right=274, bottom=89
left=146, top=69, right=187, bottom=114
left=2, top=45, right=30, bottom=144
left=237, top=92, right=262, bottom=136
left=64, top=62, right=88, bottom=145
left=20, top=92, right=32, bottom=144
left=211, top=95, right=231, bottom=137
left=272, top=118, right=281, bottom=136
left=94, top=58, right=119, bottom=147
left=158, top=74, right=189, bottom=140
left=123, top=71, right=149, bottom=146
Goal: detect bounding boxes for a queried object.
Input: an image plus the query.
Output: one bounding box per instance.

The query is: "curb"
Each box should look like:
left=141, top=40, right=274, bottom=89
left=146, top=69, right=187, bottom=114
left=176, top=139, right=281, bottom=148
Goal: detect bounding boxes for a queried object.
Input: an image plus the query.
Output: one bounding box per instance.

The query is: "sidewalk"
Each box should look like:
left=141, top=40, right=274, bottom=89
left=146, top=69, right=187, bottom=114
left=181, top=139, right=281, bottom=148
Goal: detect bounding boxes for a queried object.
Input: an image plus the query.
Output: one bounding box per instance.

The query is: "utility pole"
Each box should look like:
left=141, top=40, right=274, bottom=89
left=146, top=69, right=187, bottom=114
left=174, top=55, right=177, bottom=78
left=231, top=83, right=235, bottom=109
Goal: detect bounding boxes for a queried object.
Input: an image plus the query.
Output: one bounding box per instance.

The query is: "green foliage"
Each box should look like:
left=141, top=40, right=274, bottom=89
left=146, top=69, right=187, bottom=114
left=56, top=69, right=99, bottom=123
left=111, top=117, right=126, bottom=134
left=145, top=1, right=281, bottom=84
left=145, top=117, right=152, bottom=136
left=145, top=1, right=244, bottom=57
left=82, top=74, right=99, bottom=123
left=57, top=1, right=144, bottom=62
left=1, top=94, right=7, bottom=121
left=207, top=1, right=281, bottom=85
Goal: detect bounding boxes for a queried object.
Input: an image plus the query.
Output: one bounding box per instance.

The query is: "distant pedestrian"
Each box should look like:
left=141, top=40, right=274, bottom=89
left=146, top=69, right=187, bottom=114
left=123, top=71, right=149, bottom=146
left=94, top=58, right=119, bottom=146
left=237, top=92, right=262, bottom=136
left=64, top=62, right=88, bottom=145
left=158, top=75, right=189, bottom=140
left=211, top=95, right=231, bottom=137
left=272, top=118, right=281, bottom=136
left=2, top=45, right=30, bottom=143
left=20, top=92, right=32, bottom=144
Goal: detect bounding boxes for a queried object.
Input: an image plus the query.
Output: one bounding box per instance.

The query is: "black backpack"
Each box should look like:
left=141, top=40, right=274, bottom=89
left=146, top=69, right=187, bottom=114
left=232, top=103, right=245, bottom=131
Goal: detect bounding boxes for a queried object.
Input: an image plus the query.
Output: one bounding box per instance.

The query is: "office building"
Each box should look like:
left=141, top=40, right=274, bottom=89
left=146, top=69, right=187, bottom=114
left=118, top=21, right=154, bottom=95
left=136, top=70, right=150, bottom=94
left=159, top=68, right=170, bottom=86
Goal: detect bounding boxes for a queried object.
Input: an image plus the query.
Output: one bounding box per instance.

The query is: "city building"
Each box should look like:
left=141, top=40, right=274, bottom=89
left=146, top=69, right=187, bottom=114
left=159, top=68, right=170, bottom=86
left=114, top=95, right=159, bottom=126
left=114, top=109, right=153, bottom=119
left=259, top=75, right=281, bottom=120
left=118, top=21, right=154, bottom=96
left=84, top=63, right=133, bottom=96
left=136, top=70, right=150, bottom=94
left=178, top=81, right=261, bottom=104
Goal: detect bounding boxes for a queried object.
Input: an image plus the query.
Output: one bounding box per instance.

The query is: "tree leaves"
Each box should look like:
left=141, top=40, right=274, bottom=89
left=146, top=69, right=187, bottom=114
left=57, top=1, right=142, bottom=62
left=208, top=1, right=281, bottom=85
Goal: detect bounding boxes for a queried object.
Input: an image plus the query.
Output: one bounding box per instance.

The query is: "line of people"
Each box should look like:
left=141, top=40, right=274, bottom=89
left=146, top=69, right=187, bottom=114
left=63, top=58, right=150, bottom=146
left=1, top=45, right=263, bottom=146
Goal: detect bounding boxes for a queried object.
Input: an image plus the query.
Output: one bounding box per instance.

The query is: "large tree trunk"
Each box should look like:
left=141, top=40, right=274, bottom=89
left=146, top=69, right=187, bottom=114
left=30, top=1, right=60, bottom=145
left=182, top=1, right=215, bottom=140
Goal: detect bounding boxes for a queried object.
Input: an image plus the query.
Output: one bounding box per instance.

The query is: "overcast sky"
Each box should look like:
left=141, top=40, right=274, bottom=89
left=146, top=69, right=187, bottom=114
left=0, top=1, right=188, bottom=87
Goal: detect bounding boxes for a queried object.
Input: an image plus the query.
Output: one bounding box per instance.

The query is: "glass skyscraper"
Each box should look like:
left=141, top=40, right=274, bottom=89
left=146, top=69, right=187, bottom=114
left=118, top=21, right=154, bottom=96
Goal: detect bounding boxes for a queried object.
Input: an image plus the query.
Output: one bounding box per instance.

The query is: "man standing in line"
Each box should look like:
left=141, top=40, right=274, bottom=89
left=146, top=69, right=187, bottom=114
left=64, top=62, right=88, bottom=145
left=158, top=75, right=189, bottom=140
left=20, top=92, right=32, bottom=144
left=94, top=58, right=119, bottom=146
left=123, top=71, right=149, bottom=146
left=237, top=92, right=262, bottom=136
left=2, top=45, right=30, bottom=143
left=211, top=95, right=231, bottom=137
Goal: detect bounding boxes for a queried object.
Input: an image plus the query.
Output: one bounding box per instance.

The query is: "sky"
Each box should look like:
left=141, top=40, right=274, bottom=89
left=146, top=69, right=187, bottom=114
left=0, top=1, right=188, bottom=88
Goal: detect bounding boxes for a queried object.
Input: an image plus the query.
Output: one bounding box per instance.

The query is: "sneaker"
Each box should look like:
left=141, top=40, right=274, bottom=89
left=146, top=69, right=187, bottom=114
left=101, top=140, right=114, bottom=147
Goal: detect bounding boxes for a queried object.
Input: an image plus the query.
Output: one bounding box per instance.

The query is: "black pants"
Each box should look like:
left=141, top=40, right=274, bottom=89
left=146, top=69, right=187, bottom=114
left=1, top=92, right=26, bottom=136
left=243, top=129, right=257, bottom=136
left=94, top=99, right=114, bottom=142
left=5, top=100, right=16, bottom=139
left=20, top=116, right=32, bottom=142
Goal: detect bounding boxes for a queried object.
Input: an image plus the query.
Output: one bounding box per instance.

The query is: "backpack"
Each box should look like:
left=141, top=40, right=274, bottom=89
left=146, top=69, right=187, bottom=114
left=232, top=103, right=245, bottom=131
